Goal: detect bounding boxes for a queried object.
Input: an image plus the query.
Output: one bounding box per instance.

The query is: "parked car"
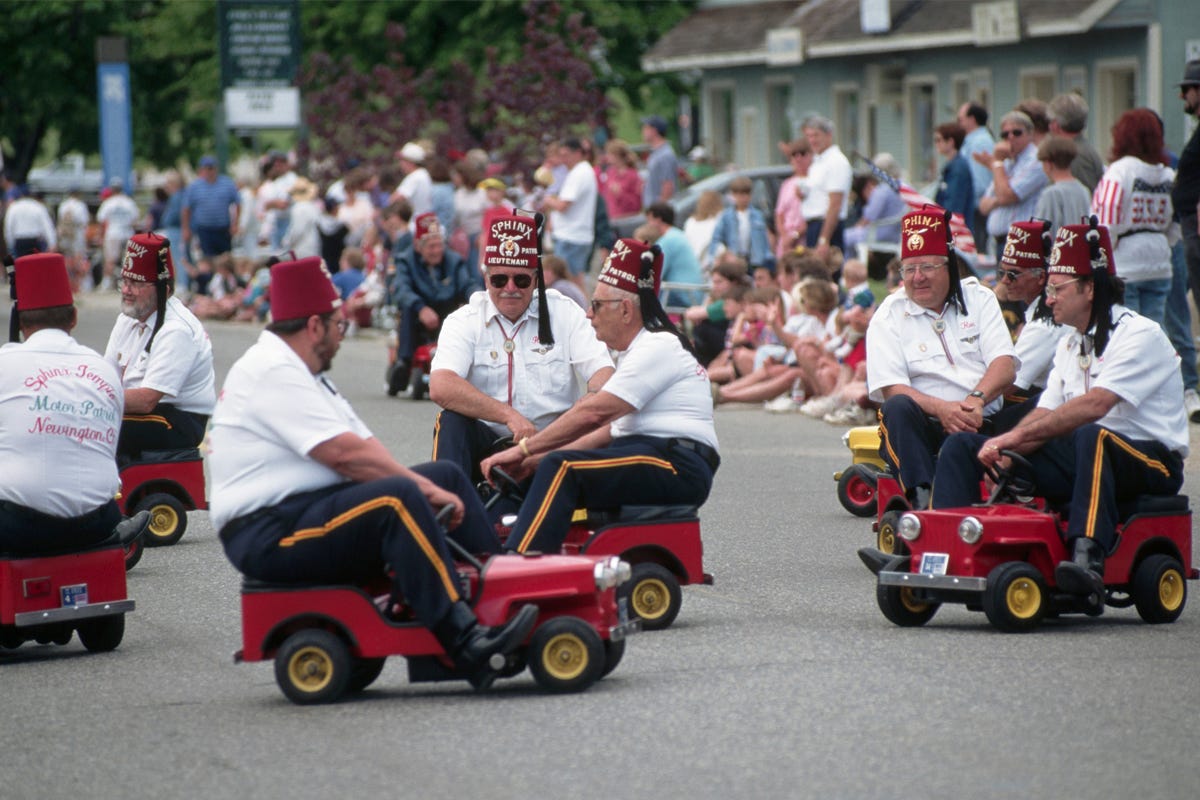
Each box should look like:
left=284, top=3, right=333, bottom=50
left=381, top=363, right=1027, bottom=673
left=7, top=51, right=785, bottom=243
left=27, top=154, right=105, bottom=200
left=611, top=164, right=792, bottom=239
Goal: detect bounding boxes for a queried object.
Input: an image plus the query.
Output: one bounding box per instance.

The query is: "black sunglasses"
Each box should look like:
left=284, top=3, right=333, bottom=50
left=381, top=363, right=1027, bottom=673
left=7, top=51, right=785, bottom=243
left=999, top=129, right=1026, bottom=139
left=998, top=267, right=1044, bottom=282
left=488, top=272, right=533, bottom=289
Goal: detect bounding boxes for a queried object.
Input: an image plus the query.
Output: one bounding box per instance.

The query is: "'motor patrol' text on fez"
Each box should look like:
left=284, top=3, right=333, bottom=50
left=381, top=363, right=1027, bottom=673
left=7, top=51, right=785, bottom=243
left=1048, top=223, right=1117, bottom=276
left=1001, top=220, right=1052, bottom=270
left=122, top=232, right=174, bottom=283
left=597, top=237, right=662, bottom=295
left=480, top=214, right=539, bottom=271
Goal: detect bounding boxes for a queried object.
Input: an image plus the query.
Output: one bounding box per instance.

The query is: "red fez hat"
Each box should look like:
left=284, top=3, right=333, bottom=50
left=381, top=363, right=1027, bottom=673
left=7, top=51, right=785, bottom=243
left=121, top=232, right=174, bottom=283
left=597, top=238, right=662, bottom=296
left=1048, top=222, right=1116, bottom=277
left=900, top=204, right=951, bottom=260
left=414, top=213, right=443, bottom=242
left=15, top=253, right=73, bottom=310
left=480, top=214, right=539, bottom=270
left=269, top=257, right=342, bottom=322
left=1000, top=220, right=1052, bottom=270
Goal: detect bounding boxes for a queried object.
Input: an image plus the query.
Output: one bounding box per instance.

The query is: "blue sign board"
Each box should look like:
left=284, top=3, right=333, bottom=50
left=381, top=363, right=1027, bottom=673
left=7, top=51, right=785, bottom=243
left=97, top=61, right=134, bottom=190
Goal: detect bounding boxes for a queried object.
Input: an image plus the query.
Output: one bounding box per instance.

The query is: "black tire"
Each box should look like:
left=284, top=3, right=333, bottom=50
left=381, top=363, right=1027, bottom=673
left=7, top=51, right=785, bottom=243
left=620, top=562, right=682, bottom=630
left=135, top=492, right=188, bottom=547
left=1132, top=554, right=1188, bottom=624
left=346, top=657, right=387, bottom=693
left=385, top=360, right=409, bottom=397
left=876, top=584, right=938, bottom=627
left=410, top=367, right=426, bottom=400
left=600, top=638, right=625, bottom=678
left=528, top=617, right=605, bottom=693
left=77, top=615, right=125, bottom=652
left=837, top=464, right=879, bottom=517
left=876, top=509, right=908, bottom=556
left=123, top=535, right=144, bottom=571
left=274, top=629, right=352, bottom=705
left=982, top=562, right=1047, bottom=632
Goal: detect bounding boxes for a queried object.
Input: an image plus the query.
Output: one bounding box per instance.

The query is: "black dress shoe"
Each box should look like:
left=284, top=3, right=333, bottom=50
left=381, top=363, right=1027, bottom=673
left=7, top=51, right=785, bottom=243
left=385, top=359, right=410, bottom=396
left=114, top=510, right=150, bottom=544
left=1054, top=538, right=1105, bottom=597
left=435, top=602, right=538, bottom=690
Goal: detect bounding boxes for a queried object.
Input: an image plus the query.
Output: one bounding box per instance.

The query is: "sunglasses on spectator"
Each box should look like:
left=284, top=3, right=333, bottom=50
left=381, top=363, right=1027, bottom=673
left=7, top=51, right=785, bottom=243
left=999, top=129, right=1026, bottom=139
left=488, top=273, right=533, bottom=289
left=998, top=267, right=1043, bottom=282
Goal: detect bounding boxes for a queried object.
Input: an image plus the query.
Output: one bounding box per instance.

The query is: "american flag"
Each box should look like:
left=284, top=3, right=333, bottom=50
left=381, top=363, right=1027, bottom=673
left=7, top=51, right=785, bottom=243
left=854, top=152, right=977, bottom=255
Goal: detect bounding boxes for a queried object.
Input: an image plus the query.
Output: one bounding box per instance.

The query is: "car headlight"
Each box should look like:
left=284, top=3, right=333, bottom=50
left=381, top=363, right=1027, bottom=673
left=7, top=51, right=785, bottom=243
left=958, top=516, right=984, bottom=545
left=615, top=558, right=632, bottom=585
left=594, top=560, right=618, bottom=590
left=841, top=430, right=851, bottom=448
left=897, top=512, right=922, bottom=541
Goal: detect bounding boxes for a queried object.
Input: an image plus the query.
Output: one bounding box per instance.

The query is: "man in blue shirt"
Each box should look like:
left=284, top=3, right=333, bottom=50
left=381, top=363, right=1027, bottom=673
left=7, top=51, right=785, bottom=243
left=641, top=115, right=678, bottom=209
left=958, top=102, right=996, bottom=249
left=977, top=111, right=1048, bottom=257
left=181, top=156, right=240, bottom=259
left=645, top=202, right=704, bottom=308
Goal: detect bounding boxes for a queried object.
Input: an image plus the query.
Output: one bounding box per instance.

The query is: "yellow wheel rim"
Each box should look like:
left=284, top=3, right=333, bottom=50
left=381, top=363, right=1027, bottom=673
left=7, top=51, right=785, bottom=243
left=878, top=523, right=896, bottom=555
left=899, top=587, right=930, bottom=613
left=541, top=633, right=588, bottom=681
left=149, top=504, right=179, bottom=539
left=1159, top=569, right=1185, bottom=612
left=1005, top=577, right=1042, bottom=620
left=631, top=577, right=670, bottom=621
left=288, top=646, right=334, bottom=693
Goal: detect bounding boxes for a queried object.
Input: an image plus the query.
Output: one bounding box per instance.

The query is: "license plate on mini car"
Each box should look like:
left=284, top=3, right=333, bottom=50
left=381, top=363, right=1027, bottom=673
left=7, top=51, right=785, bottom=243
left=61, top=583, right=89, bottom=607
left=918, top=553, right=949, bottom=576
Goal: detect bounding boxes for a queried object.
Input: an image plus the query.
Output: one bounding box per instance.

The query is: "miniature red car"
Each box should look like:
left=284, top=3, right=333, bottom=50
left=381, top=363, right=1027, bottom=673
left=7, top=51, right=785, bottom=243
left=833, top=426, right=887, bottom=518
left=117, top=448, right=207, bottom=547
left=858, top=454, right=1195, bottom=632
left=0, top=535, right=136, bottom=653
left=235, top=552, right=638, bottom=704
left=385, top=332, right=436, bottom=400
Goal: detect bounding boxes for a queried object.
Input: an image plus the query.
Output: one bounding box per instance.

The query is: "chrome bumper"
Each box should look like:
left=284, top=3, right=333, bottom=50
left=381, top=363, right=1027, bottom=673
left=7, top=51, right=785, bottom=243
left=14, top=599, right=135, bottom=627
left=878, top=571, right=986, bottom=592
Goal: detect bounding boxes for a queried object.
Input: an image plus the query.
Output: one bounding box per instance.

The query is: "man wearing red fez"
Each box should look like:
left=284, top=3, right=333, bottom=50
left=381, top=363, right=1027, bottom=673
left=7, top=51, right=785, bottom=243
left=428, top=213, right=613, bottom=516
left=103, top=233, right=215, bottom=463
left=209, top=257, right=535, bottom=690
left=385, top=211, right=480, bottom=395
left=0, top=254, right=130, bottom=553
left=934, top=218, right=1187, bottom=604
left=865, top=204, right=1017, bottom=510
left=481, top=237, right=719, bottom=557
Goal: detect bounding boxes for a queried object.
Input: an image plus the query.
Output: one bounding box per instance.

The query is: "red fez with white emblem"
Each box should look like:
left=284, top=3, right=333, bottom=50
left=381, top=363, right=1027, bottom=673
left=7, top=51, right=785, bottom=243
left=480, top=214, right=539, bottom=271
left=597, top=238, right=662, bottom=296
left=15, top=253, right=73, bottom=310
left=269, top=257, right=342, bottom=322
left=1048, top=222, right=1116, bottom=277
left=900, top=204, right=951, bottom=261
left=414, top=213, right=442, bottom=242
left=121, top=232, right=174, bottom=283
left=1001, top=220, right=1052, bottom=270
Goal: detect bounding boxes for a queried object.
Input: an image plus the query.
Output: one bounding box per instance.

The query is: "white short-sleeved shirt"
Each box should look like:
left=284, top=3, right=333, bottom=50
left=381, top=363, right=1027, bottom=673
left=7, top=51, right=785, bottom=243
left=605, top=329, right=719, bottom=451
left=1038, top=306, right=1189, bottom=456
left=96, top=194, right=140, bottom=241
left=104, top=296, right=216, bottom=414
left=396, top=167, right=433, bottom=216
left=866, top=278, right=1018, bottom=411
left=807, top=145, right=852, bottom=221
left=550, top=161, right=598, bottom=245
left=208, top=331, right=373, bottom=529
left=1013, top=303, right=1069, bottom=391
left=0, top=329, right=123, bottom=517
left=432, top=289, right=613, bottom=435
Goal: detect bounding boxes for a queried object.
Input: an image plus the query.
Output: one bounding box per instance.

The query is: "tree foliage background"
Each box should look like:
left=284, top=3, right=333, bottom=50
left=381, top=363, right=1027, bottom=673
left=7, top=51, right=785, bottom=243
left=0, top=0, right=694, bottom=182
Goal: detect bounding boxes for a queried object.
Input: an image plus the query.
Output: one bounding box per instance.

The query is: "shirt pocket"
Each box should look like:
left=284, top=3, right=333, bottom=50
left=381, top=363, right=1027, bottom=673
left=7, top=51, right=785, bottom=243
left=902, top=337, right=945, bottom=377
left=471, top=345, right=508, bottom=398
left=526, top=347, right=570, bottom=396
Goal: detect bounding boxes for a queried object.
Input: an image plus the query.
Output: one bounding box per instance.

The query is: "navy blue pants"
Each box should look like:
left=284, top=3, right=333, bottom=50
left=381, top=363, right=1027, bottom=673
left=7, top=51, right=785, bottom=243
left=506, top=435, right=716, bottom=555
left=0, top=499, right=121, bottom=556
left=396, top=300, right=461, bottom=363
left=118, top=403, right=207, bottom=462
left=878, top=395, right=949, bottom=496
left=432, top=410, right=525, bottom=520
left=219, top=462, right=500, bottom=628
left=932, top=425, right=1183, bottom=552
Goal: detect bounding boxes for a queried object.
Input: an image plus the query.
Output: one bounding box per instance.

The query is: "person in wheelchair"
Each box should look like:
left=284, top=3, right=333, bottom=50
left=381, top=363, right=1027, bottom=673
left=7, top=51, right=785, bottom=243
left=210, top=256, right=534, bottom=691
left=932, top=219, right=1188, bottom=599
left=480, top=238, right=719, bottom=556
left=0, top=254, right=130, bottom=554
left=428, top=213, right=612, bottom=515
left=386, top=213, right=480, bottom=395
left=103, top=233, right=215, bottom=463
left=866, top=204, right=1017, bottom=510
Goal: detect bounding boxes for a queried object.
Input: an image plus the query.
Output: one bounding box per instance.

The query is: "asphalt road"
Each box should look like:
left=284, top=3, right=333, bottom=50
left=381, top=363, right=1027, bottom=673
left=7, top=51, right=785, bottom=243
left=2, top=291, right=1198, bottom=800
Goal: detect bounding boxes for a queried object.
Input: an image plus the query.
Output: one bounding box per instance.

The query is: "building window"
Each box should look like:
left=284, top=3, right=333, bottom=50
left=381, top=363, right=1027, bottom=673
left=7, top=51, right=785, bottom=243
left=906, top=79, right=937, bottom=184
left=767, top=81, right=793, bottom=163
left=1019, top=66, right=1057, bottom=101
left=1095, top=60, right=1138, bottom=158
left=707, top=84, right=735, bottom=166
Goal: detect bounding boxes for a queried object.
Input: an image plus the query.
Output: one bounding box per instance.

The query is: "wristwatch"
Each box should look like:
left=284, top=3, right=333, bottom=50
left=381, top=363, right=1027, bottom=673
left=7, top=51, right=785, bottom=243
left=968, top=390, right=986, bottom=401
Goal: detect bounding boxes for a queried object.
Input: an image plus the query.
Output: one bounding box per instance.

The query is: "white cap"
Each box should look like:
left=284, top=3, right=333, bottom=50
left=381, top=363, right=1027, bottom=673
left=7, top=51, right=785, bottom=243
left=688, top=146, right=708, bottom=160
left=399, top=142, right=425, bottom=163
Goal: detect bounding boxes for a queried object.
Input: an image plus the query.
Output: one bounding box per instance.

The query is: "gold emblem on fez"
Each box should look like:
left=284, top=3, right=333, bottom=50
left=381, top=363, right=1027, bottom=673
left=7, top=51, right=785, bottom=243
left=1050, top=245, right=1062, bottom=265
left=907, top=232, right=925, bottom=251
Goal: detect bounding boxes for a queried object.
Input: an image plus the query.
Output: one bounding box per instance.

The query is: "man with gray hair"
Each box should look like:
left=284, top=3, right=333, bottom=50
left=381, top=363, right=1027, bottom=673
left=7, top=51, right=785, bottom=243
left=975, top=110, right=1048, bottom=256
left=801, top=115, right=853, bottom=261
left=1047, top=92, right=1104, bottom=192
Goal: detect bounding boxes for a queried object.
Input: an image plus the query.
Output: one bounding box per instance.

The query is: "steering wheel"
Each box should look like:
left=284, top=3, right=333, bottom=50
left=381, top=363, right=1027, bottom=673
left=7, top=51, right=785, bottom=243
left=488, top=466, right=525, bottom=502
left=981, top=449, right=1038, bottom=505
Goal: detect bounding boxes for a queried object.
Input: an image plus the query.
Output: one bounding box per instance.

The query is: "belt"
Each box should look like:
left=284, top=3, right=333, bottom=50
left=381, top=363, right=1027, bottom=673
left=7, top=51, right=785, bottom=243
left=668, top=438, right=721, bottom=472
left=218, top=505, right=278, bottom=545
left=1116, top=228, right=1163, bottom=242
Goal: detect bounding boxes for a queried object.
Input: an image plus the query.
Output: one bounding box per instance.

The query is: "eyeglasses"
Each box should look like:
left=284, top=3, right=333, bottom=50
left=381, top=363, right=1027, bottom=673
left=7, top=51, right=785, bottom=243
left=590, top=299, right=623, bottom=313
left=899, top=262, right=946, bottom=279
left=119, top=278, right=154, bottom=291
left=999, top=129, right=1026, bottom=139
left=1044, top=278, right=1081, bottom=298
left=322, top=317, right=349, bottom=335
left=998, top=267, right=1044, bottom=282
left=488, top=272, right=533, bottom=289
